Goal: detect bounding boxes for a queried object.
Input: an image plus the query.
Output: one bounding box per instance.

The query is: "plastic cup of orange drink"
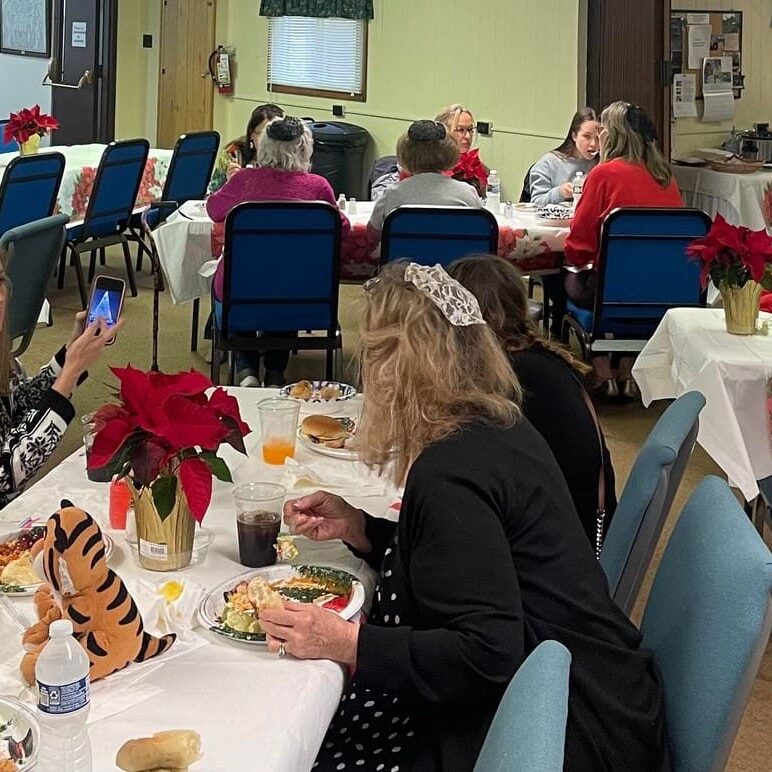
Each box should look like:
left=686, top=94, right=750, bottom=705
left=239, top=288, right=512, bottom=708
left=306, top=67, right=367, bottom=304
left=258, top=398, right=300, bottom=465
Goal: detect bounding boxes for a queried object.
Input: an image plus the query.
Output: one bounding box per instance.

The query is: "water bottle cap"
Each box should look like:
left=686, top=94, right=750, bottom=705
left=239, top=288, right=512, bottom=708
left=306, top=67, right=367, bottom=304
left=490, top=170, right=498, bottom=175
left=49, top=619, right=74, bottom=637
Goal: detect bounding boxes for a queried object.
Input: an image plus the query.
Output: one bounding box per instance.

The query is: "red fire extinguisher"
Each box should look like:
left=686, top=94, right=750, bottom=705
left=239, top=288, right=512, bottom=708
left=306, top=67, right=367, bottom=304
left=208, top=45, right=234, bottom=94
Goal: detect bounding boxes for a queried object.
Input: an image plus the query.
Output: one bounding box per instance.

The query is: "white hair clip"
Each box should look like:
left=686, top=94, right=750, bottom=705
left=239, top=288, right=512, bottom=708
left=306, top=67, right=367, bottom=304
left=404, top=263, right=487, bottom=327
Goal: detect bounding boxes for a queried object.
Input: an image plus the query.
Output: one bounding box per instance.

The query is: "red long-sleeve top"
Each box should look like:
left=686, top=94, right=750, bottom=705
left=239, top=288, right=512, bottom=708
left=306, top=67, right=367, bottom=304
left=564, top=158, right=683, bottom=268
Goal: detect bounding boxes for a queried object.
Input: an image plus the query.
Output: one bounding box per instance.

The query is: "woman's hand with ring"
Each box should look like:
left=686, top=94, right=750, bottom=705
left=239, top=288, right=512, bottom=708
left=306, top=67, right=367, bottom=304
left=260, top=600, right=359, bottom=665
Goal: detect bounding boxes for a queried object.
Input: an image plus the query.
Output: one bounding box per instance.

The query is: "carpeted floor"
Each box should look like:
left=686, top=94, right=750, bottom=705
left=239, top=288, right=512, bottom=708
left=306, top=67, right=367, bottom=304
left=20, top=250, right=771, bottom=769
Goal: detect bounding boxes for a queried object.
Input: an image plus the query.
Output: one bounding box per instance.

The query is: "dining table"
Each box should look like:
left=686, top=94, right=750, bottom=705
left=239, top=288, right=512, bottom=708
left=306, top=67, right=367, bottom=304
left=632, top=307, right=772, bottom=502
left=0, top=387, right=397, bottom=771
left=0, top=143, right=174, bottom=220
left=672, top=163, right=772, bottom=232
left=152, top=199, right=569, bottom=306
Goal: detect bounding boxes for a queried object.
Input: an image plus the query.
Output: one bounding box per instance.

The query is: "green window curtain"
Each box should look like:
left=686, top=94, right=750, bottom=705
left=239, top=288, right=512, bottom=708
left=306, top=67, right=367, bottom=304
left=259, top=1, right=374, bottom=20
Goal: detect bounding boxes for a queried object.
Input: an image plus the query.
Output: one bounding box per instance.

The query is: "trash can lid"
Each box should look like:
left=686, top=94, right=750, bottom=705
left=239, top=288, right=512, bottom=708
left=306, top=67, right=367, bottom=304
left=310, top=121, right=369, bottom=145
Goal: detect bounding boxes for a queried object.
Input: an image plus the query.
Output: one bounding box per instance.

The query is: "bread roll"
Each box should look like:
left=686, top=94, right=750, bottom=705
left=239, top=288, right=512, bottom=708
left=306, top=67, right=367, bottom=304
left=115, top=730, right=201, bottom=771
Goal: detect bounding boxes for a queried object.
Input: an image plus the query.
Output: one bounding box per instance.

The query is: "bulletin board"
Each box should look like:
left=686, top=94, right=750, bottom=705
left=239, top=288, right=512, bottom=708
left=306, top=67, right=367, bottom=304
left=670, top=9, right=744, bottom=99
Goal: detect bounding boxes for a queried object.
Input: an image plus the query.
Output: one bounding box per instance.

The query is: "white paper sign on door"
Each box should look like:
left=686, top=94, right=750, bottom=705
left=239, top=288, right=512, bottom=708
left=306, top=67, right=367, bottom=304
left=72, top=22, right=87, bottom=48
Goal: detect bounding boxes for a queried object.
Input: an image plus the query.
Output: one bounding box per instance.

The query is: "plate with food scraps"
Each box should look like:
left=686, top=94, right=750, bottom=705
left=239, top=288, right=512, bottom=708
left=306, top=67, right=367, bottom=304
left=0, top=696, right=39, bottom=771
left=278, top=380, right=357, bottom=415
left=296, top=415, right=357, bottom=460
left=0, top=527, right=114, bottom=596
left=197, top=564, right=365, bottom=645
left=535, top=204, right=574, bottom=227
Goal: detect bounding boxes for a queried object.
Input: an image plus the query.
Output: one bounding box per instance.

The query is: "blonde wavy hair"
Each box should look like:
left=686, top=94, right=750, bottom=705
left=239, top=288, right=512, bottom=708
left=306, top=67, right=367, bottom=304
left=356, top=261, right=521, bottom=484
left=600, top=101, right=671, bottom=186
left=434, top=104, right=475, bottom=135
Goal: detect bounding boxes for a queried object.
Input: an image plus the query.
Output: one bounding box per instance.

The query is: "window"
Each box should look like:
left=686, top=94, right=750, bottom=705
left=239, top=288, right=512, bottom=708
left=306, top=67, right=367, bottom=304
left=267, top=16, right=367, bottom=101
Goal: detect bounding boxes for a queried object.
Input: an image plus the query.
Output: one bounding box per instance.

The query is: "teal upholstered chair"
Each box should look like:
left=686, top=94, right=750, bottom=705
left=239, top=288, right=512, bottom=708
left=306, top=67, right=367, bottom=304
left=474, top=641, right=571, bottom=772
left=641, top=476, right=772, bottom=771
left=600, top=391, right=705, bottom=615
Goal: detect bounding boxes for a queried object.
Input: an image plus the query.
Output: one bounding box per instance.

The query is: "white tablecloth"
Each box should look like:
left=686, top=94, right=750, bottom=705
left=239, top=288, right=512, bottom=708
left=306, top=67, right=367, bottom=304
left=672, top=164, right=772, bottom=232
left=0, top=143, right=174, bottom=219
left=631, top=308, right=772, bottom=500
left=154, top=199, right=570, bottom=306
left=0, top=388, right=396, bottom=771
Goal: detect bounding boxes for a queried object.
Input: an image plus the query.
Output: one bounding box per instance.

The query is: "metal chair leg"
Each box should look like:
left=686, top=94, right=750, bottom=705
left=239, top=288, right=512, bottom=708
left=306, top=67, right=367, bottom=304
left=57, top=244, right=67, bottom=289
left=190, top=298, right=200, bottom=352
left=88, top=249, right=98, bottom=283
left=121, top=240, right=138, bottom=297
left=210, top=339, right=221, bottom=385
left=70, top=245, right=88, bottom=309
left=99, top=247, right=106, bottom=266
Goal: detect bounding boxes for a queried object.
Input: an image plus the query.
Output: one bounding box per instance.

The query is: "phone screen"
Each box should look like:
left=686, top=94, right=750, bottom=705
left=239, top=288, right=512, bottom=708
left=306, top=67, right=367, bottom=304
left=87, top=277, right=125, bottom=330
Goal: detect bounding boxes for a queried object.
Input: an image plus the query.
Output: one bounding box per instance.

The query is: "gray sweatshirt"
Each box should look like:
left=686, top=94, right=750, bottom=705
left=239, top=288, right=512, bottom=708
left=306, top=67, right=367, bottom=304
left=529, top=153, right=598, bottom=206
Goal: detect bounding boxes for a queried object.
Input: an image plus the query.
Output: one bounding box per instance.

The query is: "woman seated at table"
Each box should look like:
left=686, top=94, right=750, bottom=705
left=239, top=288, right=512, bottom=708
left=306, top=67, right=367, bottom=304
left=449, top=254, right=617, bottom=548
left=528, top=108, right=599, bottom=206
left=564, top=101, right=683, bottom=395
left=259, top=262, right=670, bottom=772
left=206, top=116, right=350, bottom=387
left=208, top=103, right=284, bottom=193
left=368, top=120, right=482, bottom=238
left=0, top=254, right=118, bottom=508
left=435, top=103, right=489, bottom=196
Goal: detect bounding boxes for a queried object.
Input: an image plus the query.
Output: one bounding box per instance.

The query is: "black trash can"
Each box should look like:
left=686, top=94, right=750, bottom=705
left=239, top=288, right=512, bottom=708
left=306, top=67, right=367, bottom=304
left=310, top=121, right=370, bottom=200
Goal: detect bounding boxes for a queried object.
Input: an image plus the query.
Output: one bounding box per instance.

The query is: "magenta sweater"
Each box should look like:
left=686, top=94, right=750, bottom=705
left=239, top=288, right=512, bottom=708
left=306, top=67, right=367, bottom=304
left=206, top=166, right=350, bottom=298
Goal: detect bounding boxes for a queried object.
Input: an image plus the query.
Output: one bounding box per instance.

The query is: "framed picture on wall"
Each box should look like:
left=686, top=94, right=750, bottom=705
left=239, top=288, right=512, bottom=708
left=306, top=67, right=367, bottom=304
left=0, top=0, right=51, bottom=58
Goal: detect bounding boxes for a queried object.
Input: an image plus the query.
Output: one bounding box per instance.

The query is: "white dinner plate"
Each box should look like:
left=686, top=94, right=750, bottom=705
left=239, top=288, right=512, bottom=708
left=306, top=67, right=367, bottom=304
left=296, top=428, right=358, bottom=461
left=197, top=564, right=365, bottom=645
left=0, top=529, right=114, bottom=596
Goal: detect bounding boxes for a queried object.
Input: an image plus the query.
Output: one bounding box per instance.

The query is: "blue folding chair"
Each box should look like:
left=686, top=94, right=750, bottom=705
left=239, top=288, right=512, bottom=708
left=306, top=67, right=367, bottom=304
left=562, top=207, right=712, bottom=357
left=380, top=205, right=498, bottom=267
left=474, top=641, right=571, bottom=772
left=641, top=476, right=772, bottom=772
left=600, top=391, right=705, bottom=616
left=58, top=139, right=149, bottom=307
left=0, top=152, right=65, bottom=237
left=131, top=130, right=220, bottom=271
left=211, top=201, right=343, bottom=385
left=0, top=121, right=18, bottom=153
left=0, top=214, right=68, bottom=357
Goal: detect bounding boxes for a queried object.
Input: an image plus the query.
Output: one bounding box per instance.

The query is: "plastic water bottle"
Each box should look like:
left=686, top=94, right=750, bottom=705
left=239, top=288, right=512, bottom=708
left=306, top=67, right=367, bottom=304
left=336, top=193, right=346, bottom=210
left=36, top=619, right=92, bottom=771
left=486, top=170, right=501, bottom=212
left=572, top=171, right=585, bottom=207
left=347, top=197, right=358, bottom=215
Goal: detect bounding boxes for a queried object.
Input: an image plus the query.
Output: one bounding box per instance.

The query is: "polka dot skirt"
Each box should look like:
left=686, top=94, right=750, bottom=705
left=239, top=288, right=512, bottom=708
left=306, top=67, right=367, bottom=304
left=313, top=539, right=417, bottom=771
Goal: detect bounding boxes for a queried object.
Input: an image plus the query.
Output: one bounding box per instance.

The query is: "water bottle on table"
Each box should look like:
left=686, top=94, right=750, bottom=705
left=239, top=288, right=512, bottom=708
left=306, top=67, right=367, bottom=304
left=486, top=170, right=501, bottom=212
left=36, top=619, right=92, bottom=771
left=571, top=171, right=585, bottom=208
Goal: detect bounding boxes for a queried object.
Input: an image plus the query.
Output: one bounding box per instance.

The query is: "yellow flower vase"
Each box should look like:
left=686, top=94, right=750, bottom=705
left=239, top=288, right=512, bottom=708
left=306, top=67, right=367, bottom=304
left=131, top=482, right=195, bottom=571
left=18, top=134, right=41, bottom=155
left=720, top=280, right=762, bottom=335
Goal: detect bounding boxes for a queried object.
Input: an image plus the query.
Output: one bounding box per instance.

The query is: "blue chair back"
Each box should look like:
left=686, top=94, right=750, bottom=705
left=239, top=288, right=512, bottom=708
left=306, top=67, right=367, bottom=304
left=220, top=201, right=342, bottom=335
left=590, top=207, right=711, bottom=338
left=600, top=391, right=705, bottom=614
left=0, top=152, right=65, bottom=237
left=0, top=214, right=68, bottom=355
left=0, top=121, right=17, bottom=153
left=474, top=641, right=571, bottom=772
left=641, top=476, right=772, bottom=772
left=78, top=139, right=149, bottom=238
left=381, top=205, right=498, bottom=267
left=162, top=131, right=220, bottom=204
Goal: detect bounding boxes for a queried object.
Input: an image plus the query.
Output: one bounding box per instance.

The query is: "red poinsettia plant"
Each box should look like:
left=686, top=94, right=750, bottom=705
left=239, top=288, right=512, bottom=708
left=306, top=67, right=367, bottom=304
left=450, top=149, right=488, bottom=196
left=3, top=105, right=59, bottom=145
left=686, top=214, right=772, bottom=290
left=87, top=366, right=251, bottom=523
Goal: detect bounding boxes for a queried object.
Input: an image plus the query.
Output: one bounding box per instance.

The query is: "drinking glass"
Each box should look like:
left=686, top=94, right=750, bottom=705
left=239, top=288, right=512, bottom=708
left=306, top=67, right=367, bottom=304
left=233, top=482, right=285, bottom=567
left=258, top=398, right=300, bottom=465
left=81, top=412, right=111, bottom=482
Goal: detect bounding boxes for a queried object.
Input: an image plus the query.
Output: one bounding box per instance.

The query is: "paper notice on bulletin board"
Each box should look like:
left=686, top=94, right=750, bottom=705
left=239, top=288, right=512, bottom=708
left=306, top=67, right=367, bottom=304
left=688, top=24, right=712, bottom=69
left=703, top=92, right=735, bottom=122
left=673, top=73, right=697, bottom=118
left=686, top=12, right=710, bottom=25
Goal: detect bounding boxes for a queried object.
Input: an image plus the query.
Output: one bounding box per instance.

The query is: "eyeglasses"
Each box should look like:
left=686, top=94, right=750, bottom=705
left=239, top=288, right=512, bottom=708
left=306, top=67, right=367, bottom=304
left=453, top=126, right=476, bottom=136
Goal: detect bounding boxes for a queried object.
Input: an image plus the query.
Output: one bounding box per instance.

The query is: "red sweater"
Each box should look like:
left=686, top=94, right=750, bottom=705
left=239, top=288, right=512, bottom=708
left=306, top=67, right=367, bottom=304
left=206, top=166, right=350, bottom=298
left=564, top=159, right=683, bottom=268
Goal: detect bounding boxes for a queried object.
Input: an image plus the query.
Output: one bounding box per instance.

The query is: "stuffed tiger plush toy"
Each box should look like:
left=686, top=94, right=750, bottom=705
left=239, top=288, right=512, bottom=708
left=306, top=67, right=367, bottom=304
left=20, top=501, right=176, bottom=684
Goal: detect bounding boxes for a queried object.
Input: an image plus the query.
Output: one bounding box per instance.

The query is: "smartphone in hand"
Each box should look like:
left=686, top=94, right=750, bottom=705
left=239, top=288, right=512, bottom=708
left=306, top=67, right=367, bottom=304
left=86, top=275, right=126, bottom=344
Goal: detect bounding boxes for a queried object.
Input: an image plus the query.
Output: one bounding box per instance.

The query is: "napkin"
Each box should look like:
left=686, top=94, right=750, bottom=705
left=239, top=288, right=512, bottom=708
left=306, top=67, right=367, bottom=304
left=281, top=457, right=391, bottom=497
left=133, top=578, right=205, bottom=640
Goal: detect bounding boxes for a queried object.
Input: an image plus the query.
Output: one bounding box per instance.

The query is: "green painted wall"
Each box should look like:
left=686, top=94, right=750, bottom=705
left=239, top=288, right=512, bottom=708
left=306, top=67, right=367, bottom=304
left=213, top=0, right=585, bottom=200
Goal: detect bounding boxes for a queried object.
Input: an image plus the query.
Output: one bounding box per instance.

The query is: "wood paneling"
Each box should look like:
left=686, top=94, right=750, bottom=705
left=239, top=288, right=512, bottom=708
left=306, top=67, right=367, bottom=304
left=157, top=0, right=216, bottom=149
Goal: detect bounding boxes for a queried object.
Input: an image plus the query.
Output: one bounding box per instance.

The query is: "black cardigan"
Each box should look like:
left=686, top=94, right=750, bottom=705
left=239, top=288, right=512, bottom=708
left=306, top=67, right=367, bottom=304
left=351, top=420, right=668, bottom=771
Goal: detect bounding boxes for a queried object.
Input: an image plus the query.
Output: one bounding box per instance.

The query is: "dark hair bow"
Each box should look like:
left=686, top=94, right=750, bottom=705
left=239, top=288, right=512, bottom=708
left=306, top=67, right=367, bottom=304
left=266, top=117, right=304, bottom=142
left=407, top=120, right=447, bottom=142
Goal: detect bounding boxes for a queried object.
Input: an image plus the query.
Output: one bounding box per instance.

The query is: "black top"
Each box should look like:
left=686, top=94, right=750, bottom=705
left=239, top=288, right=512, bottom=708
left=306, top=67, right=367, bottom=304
left=315, top=420, right=669, bottom=772
left=511, top=346, right=618, bottom=546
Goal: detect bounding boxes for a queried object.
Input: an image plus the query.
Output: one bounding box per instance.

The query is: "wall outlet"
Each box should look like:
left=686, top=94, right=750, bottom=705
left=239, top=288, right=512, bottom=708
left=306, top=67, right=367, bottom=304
left=477, top=121, right=492, bottom=136
left=332, top=104, right=346, bottom=117
left=142, top=34, right=153, bottom=48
